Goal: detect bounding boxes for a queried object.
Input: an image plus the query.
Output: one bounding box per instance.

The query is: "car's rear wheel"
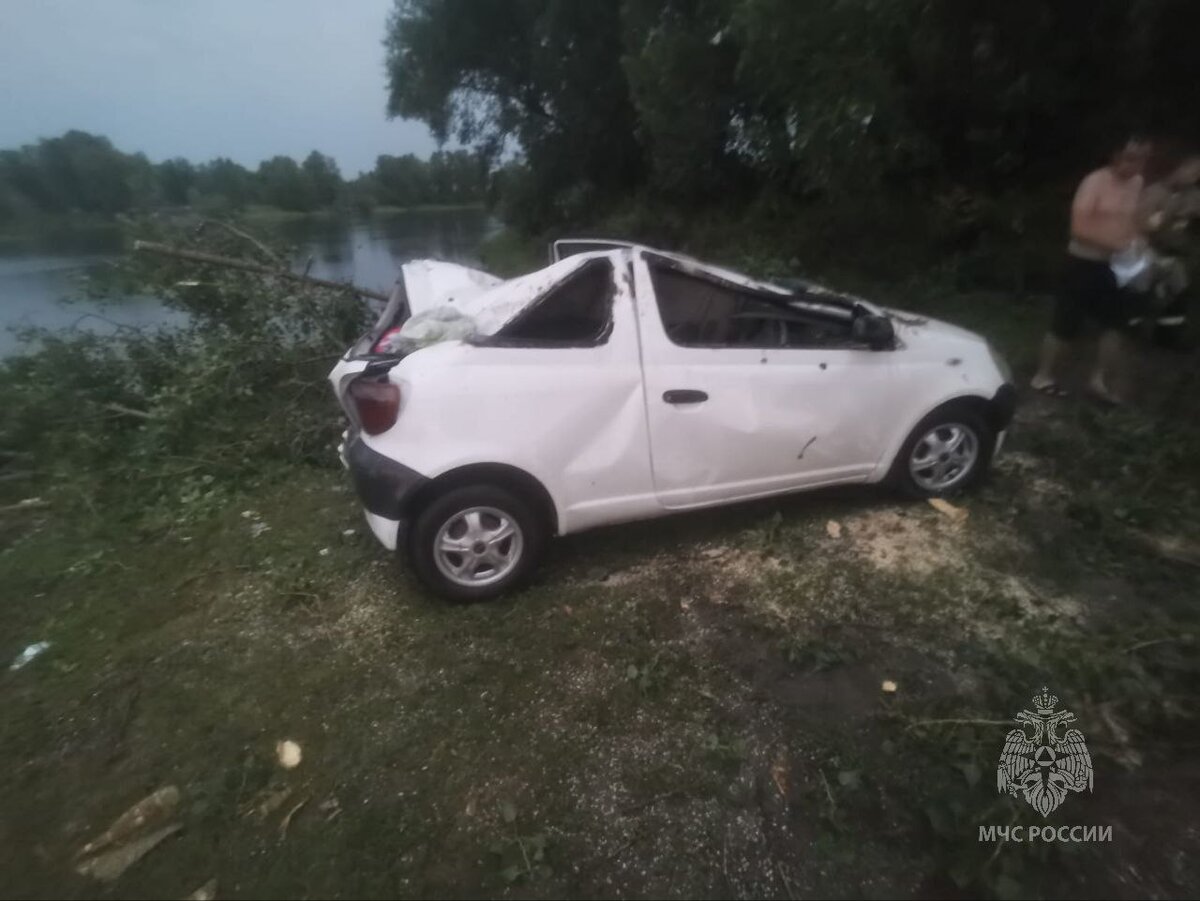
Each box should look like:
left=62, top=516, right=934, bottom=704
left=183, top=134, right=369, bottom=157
left=891, top=405, right=994, bottom=497
left=408, top=484, right=545, bottom=601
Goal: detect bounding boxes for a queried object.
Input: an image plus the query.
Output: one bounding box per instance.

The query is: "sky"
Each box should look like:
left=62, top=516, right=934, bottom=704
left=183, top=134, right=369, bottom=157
left=0, top=0, right=440, bottom=177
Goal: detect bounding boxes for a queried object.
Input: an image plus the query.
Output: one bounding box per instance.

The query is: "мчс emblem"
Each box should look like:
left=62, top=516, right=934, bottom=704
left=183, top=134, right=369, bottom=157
left=997, top=688, right=1093, bottom=817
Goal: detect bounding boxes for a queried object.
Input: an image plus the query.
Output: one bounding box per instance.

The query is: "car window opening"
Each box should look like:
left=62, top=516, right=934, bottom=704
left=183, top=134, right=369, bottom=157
left=646, top=256, right=863, bottom=349
left=490, top=258, right=615, bottom=347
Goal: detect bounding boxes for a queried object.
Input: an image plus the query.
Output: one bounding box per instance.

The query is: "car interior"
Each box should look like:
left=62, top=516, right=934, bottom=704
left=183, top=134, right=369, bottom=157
left=490, top=258, right=615, bottom=346
left=646, top=256, right=865, bottom=349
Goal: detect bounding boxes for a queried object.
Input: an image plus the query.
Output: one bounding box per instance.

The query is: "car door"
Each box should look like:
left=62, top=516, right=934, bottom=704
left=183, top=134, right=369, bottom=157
left=633, top=253, right=899, bottom=509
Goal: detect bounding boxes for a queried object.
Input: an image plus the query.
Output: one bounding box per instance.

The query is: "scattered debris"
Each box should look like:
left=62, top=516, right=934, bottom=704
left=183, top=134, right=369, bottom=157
left=75, top=786, right=183, bottom=882
left=278, top=795, right=310, bottom=841
left=341, top=528, right=356, bottom=537
left=1129, top=529, right=1200, bottom=568
left=9, top=641, right=51, bottom=671
left=78, top=786, right=181, bottom=858
left=242, top=786, right=293, bottom=820
left=276, top=740, right=302, bottom=769
left=76, top=823, right=182, bottom=883
left=825, top=520, right=842, bottom=539
left=318, top=547, right=331, bottom=557
left=184, top=878, right=218, bottom=901
left=0, top=496, right=49, bottom=513
left=842, top=509, right=965, bottom=575
left=701, top=546, right=729, bottom=559
left=770, top=756, right=790, bottom=799
left=926, top=497, right=968, bottom=522
left=318, top=796, right=342, bottom=823
left=1098, top=703, right=1144, bottom=769
left=881, top=680, right=898, bottom=693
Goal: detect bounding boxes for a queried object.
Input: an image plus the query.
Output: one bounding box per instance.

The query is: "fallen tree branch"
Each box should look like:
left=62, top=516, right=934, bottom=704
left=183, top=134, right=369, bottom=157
left=0, top=497, right=49, bottom=514
left=1129, top=528, right=1200, bottom=568
left=194, top=219, right=282, bottom=265
left=132, top=240, right=388, bottom=301
left=104, top=402, right=156, bottom=421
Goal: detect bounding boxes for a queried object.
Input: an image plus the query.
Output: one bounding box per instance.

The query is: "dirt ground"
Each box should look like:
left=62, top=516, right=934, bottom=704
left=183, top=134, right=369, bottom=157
left=3, top=298, right=1200, bottom=898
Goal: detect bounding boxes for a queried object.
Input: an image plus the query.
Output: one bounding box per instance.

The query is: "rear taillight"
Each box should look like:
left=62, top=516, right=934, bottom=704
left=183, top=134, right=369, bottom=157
left=348, top=377, right=400, bottom=435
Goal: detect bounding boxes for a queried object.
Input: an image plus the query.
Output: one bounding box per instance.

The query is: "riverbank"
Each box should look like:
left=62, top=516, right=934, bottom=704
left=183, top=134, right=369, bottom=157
left=2, top=218, right=1198, bottom=899
left=240, top=201, right=486, bottom=225
left=0, top=202, right=488, bottom=248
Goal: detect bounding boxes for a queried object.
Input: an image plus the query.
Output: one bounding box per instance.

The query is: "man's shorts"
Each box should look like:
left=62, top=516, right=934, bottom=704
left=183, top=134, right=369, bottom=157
left=1051, top=255, right=1140, bottom=340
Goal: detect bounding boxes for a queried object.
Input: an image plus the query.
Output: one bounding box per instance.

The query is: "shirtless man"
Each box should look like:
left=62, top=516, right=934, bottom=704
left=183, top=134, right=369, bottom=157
left=1031, top=137, right=1150, bottom=404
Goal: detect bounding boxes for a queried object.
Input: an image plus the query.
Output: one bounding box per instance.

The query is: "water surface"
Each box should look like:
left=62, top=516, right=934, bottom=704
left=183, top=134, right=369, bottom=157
left=0, top=207, right=496, bottom=357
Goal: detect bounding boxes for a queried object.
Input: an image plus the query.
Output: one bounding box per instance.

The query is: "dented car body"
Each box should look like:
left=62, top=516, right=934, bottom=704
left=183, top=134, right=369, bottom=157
left=330, top=240, right=1016, bottom=600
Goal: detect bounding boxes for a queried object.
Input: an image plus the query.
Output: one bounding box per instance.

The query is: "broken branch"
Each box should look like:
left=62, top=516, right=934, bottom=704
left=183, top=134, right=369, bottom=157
left=0, top=497, right=49, bottom=513
left=195, top=219, right=283, bottom=265
left=132, top=240, right=388, bottom=301
left=104, top=402, right=156, bottom=421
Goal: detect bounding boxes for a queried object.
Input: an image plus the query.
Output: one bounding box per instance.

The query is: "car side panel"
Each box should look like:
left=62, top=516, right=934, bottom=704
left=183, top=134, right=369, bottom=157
left=359, top=257, right=660, bottom=535
left=864, top=333, right=1010, bottom=483
left=632, top=254, right=901, bottom=507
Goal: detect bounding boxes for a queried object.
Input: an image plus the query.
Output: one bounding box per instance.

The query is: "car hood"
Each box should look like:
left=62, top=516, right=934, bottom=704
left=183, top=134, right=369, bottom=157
left=883, top=307, right=988, bottom=352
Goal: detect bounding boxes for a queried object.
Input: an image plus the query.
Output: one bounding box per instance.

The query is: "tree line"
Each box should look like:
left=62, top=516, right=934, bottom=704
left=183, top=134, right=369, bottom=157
left=384, top=0, right=1200, bottom=230
left=0, top=130, right=487, bottom=227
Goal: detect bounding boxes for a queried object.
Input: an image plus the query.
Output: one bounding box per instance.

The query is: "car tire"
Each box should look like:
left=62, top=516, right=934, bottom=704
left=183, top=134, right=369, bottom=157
left=407, top=483, right=546, bottom=602
left=890, top=404, right=995, bottom=498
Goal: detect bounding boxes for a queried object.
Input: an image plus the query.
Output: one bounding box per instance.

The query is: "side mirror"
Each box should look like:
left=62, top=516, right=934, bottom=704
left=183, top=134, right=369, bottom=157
left=852, top=314, right=895, bottom=350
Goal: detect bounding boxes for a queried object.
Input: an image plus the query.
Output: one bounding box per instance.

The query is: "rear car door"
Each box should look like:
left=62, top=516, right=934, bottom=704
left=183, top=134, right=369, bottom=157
left=633, top=253, right=898, bottom=508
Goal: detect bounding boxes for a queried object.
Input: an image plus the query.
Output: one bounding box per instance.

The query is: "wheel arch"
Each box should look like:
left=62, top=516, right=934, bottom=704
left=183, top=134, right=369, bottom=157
left=403, top=463, right=560, bottom=536
left=872, top=388, right=1013, bottom=482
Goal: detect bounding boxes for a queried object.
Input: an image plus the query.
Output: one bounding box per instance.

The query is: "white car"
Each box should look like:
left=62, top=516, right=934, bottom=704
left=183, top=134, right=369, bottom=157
left=330, top=240, right=1015, bottom=600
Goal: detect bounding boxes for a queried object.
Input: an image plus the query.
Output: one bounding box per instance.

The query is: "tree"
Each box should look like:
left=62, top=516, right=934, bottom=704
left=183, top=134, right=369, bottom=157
left=385, top=0, right=645, bottom=225
left=194, top=157, right=256, bottom=209
left=301, top=151, right=342, bottom=207
left=256, top=156, right=314, bottom=212
left=34, top=131, right=134, bottom=214
left=158, top=158, right=196, bottom=206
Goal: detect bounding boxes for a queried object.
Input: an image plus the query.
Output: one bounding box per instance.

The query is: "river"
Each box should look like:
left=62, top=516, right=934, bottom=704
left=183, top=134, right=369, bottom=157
left=0, top=206, right=498, bottom=358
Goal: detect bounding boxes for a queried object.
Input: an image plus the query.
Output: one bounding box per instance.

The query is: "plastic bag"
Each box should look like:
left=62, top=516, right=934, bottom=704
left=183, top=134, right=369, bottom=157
left=374, top=307, right=478, bottom=353
left=1111, top=243, right=1155, bottom=291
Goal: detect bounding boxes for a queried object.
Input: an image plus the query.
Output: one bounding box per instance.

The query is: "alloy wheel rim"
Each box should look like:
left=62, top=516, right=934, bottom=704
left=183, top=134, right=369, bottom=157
left=433, top=506, right=524, bottom=587
left=908, top=422, right=979, bottom=491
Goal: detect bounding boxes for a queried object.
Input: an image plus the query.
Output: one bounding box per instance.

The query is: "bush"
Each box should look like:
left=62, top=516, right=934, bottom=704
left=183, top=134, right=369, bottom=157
left=0, top=220, right=371, bottom=522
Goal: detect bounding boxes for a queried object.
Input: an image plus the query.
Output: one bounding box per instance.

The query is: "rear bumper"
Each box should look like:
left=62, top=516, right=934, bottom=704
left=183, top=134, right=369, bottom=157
left=344, top=433, right=428, bottom=527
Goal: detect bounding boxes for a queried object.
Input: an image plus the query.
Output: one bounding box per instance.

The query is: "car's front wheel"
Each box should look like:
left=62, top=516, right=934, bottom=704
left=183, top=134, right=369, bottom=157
left=891, top=405, right=995, bottom=497
left=408, top=484, right=545, bottom=601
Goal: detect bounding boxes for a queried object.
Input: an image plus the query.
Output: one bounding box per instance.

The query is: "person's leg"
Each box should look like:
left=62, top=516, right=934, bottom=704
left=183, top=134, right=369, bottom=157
left=1086, top=264, right=1137, bottom=404
left=1090, top=329, right=1130, bottom=403
left=1032, top=257, right=1085, bottom=393
left=1031, top=333, right=1070, bottom=390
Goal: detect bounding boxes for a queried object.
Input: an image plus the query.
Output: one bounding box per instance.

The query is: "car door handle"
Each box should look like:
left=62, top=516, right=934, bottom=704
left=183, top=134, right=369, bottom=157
left=663, top=389, right=708, bottom=404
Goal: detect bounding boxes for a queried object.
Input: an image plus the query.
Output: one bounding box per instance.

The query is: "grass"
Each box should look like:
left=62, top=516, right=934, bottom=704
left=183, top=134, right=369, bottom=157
left=1, top=219, right=1198, bottom=899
